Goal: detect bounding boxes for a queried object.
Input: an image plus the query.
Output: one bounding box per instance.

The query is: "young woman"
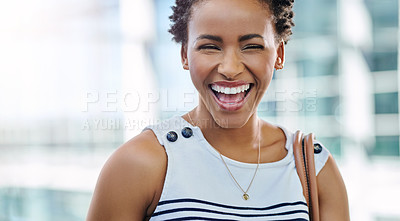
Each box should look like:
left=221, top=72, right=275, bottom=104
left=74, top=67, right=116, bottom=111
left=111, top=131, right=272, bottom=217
left=87, top=0, right=350, bottom=220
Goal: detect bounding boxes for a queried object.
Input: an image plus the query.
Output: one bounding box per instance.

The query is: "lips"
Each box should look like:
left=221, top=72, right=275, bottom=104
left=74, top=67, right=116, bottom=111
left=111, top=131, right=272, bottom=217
left=209, top=81, right=253, bottom=111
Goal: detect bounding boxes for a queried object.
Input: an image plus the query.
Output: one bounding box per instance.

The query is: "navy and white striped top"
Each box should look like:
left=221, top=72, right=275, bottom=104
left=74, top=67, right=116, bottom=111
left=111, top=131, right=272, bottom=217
left=145, top=116, right=330, bottom=220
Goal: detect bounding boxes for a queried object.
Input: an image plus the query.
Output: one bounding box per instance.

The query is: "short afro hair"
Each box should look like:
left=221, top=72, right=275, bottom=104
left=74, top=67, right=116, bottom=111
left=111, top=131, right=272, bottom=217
left=168, top=0, right=295, bottom=45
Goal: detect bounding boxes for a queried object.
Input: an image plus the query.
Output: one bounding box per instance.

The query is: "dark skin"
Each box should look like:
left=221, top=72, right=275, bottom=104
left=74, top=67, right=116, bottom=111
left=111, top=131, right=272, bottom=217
left=86, top=130, right=165, bottom=220
left=86, top=0, right=349, bottom=220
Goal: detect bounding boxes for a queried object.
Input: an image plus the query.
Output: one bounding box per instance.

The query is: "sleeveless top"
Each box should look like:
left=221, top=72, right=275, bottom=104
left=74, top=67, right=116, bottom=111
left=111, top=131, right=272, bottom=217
left=144, top=116, right=330, bottom=221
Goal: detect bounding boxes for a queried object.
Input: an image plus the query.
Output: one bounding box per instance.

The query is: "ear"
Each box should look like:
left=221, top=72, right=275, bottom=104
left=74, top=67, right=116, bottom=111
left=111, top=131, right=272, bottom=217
left=181, top=45, right=189, bottom=70
left=274, top=41, right=285, bottom=70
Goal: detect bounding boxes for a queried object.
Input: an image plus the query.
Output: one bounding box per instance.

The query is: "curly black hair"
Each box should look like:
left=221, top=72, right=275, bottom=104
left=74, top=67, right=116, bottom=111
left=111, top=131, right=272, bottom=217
left=168, top=0, right=295, bottom=45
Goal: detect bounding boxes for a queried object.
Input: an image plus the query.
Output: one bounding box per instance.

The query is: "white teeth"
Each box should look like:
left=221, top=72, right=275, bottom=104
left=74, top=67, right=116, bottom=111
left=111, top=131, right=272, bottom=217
left=240, top=85, right=246, bottom=93
left=211, top=84, right=251, bottom=95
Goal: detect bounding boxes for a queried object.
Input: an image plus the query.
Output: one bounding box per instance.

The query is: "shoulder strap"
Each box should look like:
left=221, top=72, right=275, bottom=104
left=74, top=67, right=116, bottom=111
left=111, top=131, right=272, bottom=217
left=293, top=130, right=320, bottom=221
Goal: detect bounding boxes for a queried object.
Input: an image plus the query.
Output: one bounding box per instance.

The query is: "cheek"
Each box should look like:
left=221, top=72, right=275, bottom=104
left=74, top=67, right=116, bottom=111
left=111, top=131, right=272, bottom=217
left=188, top=54, right=218, bottom=84
left=245, top=56, right=275, bottom=82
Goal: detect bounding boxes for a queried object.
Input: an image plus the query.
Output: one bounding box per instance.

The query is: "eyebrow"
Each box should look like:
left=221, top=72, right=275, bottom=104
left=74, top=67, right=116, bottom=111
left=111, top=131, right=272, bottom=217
left=196, top=34, right=223, bottom=42
left=195, top=34, right=264, bottom=43
left=239, top=34, right=264, bottom=42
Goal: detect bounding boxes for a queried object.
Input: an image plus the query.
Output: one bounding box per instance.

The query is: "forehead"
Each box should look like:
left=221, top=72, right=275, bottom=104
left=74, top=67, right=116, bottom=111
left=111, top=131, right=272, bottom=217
left=188, top=0, right=274, bottom=39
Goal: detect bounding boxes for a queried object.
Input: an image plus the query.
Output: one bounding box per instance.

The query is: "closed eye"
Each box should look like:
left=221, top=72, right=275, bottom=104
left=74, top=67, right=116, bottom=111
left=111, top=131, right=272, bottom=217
left=198, top=44, right=221, bottom=51
left=242, top=44, right=264, bottom=50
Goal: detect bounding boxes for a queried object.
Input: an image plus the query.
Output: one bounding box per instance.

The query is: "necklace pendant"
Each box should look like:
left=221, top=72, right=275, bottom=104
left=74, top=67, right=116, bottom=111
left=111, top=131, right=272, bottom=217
left=242, top=193, right=249, bottom=200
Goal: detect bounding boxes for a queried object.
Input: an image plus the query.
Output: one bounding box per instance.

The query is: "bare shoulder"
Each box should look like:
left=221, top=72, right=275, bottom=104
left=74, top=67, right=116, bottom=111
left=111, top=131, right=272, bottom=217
left=86, top=130, right=167, bottom=221
left=261, top=121, right=286, bottom=144
left=260, top=121, right=287, bottom=162
left=317, top=155, right=350, bottom=221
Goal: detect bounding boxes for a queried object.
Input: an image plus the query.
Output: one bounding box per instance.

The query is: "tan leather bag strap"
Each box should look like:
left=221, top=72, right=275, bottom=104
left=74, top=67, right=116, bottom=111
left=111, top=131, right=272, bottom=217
left=293, top=130, right=320, bottom=221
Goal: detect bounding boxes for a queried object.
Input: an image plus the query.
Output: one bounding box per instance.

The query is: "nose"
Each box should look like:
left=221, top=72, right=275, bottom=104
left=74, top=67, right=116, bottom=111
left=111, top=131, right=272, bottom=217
left=217, top=49, right=244, bottom=79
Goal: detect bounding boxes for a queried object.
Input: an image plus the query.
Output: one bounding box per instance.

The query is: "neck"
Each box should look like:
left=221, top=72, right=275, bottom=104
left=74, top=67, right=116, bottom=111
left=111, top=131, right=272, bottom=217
left=187, top=106, right=261, bottom=154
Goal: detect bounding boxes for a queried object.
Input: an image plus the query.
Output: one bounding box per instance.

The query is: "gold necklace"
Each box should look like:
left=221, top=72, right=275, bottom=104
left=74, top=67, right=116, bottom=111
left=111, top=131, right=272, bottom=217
left=187, top=112, right=261, bottom=201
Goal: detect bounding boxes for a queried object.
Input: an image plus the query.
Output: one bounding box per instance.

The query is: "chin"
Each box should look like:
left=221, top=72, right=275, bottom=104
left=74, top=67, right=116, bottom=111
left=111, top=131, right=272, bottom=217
left=211, top=112, right=251, bottom=129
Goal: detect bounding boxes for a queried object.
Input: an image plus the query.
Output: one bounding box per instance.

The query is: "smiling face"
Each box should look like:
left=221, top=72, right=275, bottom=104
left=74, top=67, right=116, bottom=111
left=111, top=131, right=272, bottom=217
left=182, top=0, right=284, bottom=128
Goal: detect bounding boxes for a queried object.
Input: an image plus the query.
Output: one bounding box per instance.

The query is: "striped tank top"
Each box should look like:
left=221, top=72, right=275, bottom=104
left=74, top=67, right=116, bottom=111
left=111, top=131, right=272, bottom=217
left=145, top=116, right=330, bottom=220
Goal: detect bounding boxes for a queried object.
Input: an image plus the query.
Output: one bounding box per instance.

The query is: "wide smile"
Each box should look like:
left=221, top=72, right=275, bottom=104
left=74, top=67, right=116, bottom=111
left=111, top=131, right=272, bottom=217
left=209, top=82, right=253, bottom=111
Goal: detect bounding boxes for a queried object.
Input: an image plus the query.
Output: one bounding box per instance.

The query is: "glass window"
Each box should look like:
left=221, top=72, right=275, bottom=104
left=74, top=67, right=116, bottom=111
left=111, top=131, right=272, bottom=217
left=365, top=0, right=398, bottom=28
left=258, top=101, right=278, bottom=117
left=0, top=187, right=91, bottom=221
left=294, top=0, right=337, bottom=35
left=317, top=136, right=342, bottom=157
left=364, top=0, right=398, bottom=72
left=304, top=96, right=340, bottom=116
left=375, top=216, right=400, bottom=221
left=366, top=51, right=398, bottom=72
left=375, top=92, right=399, bottom=114
left=368, top=136, right=400, bottom=156
left=299, top=56, right=339, bottom=77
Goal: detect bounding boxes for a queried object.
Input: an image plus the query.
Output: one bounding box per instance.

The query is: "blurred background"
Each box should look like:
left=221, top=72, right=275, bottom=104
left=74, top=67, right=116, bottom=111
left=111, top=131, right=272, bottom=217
left=0, top=0, right=399, bottom=220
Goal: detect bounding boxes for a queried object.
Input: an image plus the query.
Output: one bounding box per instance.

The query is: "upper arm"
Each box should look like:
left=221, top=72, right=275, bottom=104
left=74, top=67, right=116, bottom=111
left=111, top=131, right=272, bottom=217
left=317, top=155, right=350, bottom=221
left=86, top=130, right=167, bottom=221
